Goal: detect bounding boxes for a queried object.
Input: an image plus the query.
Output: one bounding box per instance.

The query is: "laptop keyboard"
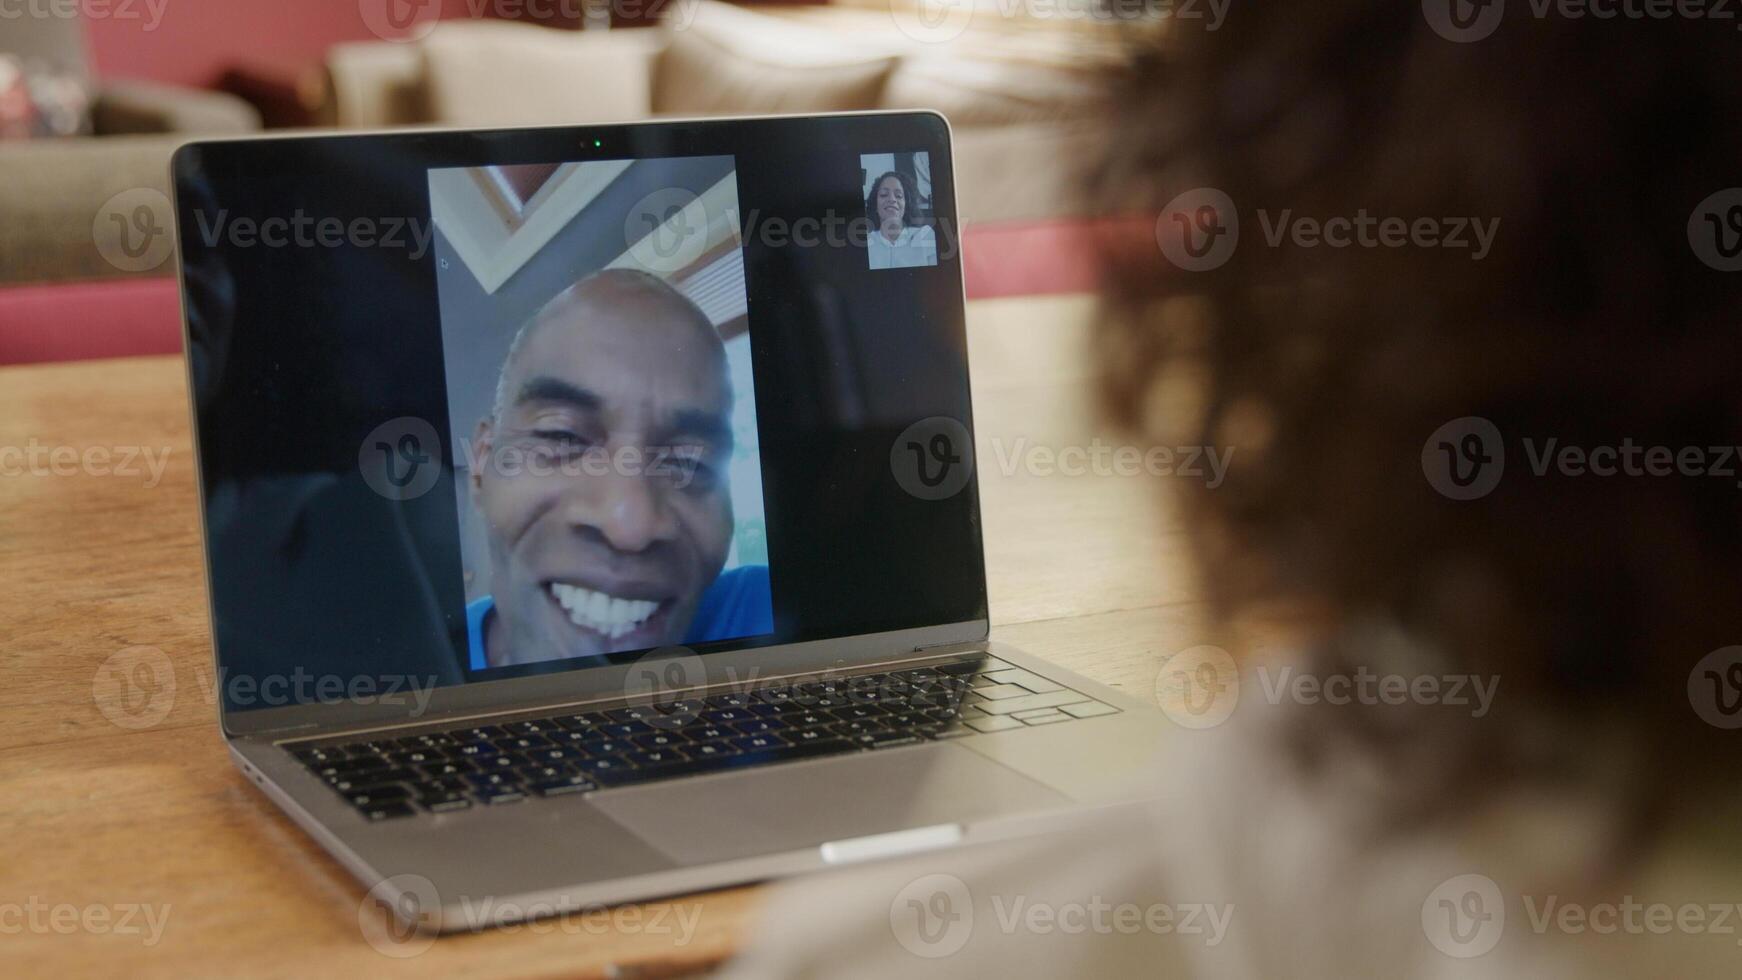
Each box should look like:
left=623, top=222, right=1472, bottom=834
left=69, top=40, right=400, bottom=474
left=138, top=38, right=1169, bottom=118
left=285, top=656, right=1119, bottom=821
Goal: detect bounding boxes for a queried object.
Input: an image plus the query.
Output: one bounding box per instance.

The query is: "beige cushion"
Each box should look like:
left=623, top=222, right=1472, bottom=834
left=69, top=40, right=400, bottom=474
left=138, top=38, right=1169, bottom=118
left=653, top=1, right=899, bottom=115
left=420, top=21, right=659, bottom=127
left=882, top=55, right=1101, bottom=127
left=322, top=40, right=428, bottom=128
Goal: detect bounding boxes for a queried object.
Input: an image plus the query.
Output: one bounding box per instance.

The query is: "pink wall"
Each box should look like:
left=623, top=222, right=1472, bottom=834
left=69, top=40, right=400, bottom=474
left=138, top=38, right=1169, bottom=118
left=83, top=0, right=486, bottom=87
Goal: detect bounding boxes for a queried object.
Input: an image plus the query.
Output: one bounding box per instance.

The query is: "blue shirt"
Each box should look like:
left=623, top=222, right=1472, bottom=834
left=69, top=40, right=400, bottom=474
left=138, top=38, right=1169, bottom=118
left=466, top=565, right=772, bottom=671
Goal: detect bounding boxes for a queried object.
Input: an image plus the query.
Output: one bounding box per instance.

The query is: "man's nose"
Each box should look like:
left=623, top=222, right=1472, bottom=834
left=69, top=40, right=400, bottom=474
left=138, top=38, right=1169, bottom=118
left=565, top=468, right=676, bottom=553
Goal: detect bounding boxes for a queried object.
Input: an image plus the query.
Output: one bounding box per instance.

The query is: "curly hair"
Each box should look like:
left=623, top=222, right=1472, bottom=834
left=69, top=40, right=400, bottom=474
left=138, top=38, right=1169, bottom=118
left=1092, top=7, right=1742, bottom=835
left=865, top=170, right=919, bottom=229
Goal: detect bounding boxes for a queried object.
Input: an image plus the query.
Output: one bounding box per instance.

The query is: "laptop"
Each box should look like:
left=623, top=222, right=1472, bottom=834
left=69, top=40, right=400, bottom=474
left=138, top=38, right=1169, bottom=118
left=170, top=111, right=1167, bottom=933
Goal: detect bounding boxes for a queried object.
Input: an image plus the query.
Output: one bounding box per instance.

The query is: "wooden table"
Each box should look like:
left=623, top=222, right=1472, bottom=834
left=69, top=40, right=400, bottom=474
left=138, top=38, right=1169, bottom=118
left=0, top=294, right=1203, bottom=977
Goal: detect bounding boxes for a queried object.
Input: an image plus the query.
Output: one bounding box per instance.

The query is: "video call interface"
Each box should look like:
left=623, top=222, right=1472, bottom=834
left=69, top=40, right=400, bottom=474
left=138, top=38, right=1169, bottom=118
left=177, top=118, right=983, bottom=711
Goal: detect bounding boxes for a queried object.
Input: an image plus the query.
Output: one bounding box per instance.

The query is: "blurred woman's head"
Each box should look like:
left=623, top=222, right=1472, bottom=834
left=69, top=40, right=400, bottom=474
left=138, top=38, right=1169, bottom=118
left=1094, top=6, right=1742, bottom=829
left=866, top=171, right=917, bottom=231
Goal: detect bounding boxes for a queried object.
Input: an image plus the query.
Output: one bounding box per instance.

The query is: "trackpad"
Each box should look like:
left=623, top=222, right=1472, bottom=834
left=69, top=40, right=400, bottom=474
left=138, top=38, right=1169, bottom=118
left=591, top=744, right=1066, bottom=865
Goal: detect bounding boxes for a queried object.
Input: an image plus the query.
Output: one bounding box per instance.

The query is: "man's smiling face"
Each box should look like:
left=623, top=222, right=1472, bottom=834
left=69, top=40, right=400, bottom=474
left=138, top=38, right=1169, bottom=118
left=471, top=271, right=734, bottom=667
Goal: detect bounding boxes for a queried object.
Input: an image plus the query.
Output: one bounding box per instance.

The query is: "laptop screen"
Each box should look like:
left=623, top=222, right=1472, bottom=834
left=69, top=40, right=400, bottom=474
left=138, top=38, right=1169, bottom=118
left=173, top=114, right=986, bottom=719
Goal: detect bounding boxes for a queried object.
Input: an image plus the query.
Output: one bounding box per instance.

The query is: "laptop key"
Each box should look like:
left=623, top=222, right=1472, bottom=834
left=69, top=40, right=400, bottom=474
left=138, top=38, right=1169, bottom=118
left=465, top=771, right=517, bottom=789
left=853, top=733, right=926, bottom=750
left=530, top=775, right=597, bottom=797
left=629, top=749, right=688, bottom=767
left=577, top=737, right=632, bottom=757
left=574, top=755, right=632, bottom=775
left=416, top=790, right=472, bottom=813
left=347, top=784, right=412, bottom=808
left=589, top=738, right=858, bottom=789
left=730, top=733, right=787, bottom=752
left=362, top=802, right=417, bottom=821
left=332, top=768, right=418, bottom=793
left=326, top=755, right=388, bottom=776
left=688, top=741, right=739, bottom=759
left=965, top=715, right=1024, bottom=733
left=417, top=760, right=474, bottom=779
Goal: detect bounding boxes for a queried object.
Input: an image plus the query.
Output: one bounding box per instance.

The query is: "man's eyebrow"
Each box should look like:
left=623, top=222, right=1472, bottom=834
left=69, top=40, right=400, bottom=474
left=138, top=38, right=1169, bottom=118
left=515, top=377, right=601, bottom=412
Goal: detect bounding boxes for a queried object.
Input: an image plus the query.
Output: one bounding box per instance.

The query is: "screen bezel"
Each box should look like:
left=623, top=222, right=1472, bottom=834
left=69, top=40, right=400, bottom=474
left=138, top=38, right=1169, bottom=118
left=169, top=111, right=990, bottom=738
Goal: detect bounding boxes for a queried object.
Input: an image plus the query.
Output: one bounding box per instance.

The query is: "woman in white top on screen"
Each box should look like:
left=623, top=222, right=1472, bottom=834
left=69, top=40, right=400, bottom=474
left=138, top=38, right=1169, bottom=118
left=865, top=171, right=937, bottom=270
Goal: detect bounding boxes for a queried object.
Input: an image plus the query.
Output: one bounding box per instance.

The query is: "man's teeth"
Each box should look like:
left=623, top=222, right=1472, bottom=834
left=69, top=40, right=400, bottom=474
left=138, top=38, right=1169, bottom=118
left=548, top=583, right=659, bottom=640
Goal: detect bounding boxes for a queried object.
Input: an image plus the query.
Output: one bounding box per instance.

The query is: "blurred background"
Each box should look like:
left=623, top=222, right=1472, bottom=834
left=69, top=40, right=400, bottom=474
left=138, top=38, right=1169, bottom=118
left=0, top=0, right=1122, bottom=364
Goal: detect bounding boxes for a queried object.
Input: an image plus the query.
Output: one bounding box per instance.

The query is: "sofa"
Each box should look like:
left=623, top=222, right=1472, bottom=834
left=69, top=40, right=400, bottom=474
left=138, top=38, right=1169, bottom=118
left=0, top=3, right=1115, bottom=365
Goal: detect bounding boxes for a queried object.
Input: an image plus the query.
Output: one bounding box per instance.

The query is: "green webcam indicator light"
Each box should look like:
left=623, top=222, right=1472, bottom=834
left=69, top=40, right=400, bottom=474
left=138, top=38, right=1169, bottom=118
left=593, top=140, right=603, bottom=148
